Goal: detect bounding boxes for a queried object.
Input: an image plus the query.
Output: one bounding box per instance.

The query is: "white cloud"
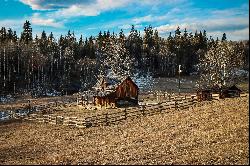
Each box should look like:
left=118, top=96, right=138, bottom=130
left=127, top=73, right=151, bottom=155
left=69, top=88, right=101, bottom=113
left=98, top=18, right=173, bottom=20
left=155, top=16, right=249, bottom=41
left=20, top=0, right=132, bottom=16
left=118, top=24, right=142, bottom=30
left=133, top=15, right=153, bottom=24
left=132, top=7, right=182, bottom=24
left=220, top=28, right=249, bottom=41
left=156, top=17, right=248, bottom=32
left=134, top=0, right=187, bottom=6
left=0, top=19, right=25, bottom=29
left=12, top=0, right=250, bottom=41
left=19, top=0, right=48, bottom=10
left=52, top=4, right=100, bottom=17
left=19, top=0, right=93, bottom=10
left=30, top=13, right=64, bottom=28
left=19, top=0, right=185, bottom=17
left=52, top=0, right=131, bottom=18
left=19, top=0, right=185, bottom=10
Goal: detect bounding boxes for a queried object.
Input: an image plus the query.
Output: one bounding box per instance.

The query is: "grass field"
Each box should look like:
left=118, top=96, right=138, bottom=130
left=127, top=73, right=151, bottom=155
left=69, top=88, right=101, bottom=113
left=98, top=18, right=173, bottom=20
left=0, top=97, right=248, bottom=165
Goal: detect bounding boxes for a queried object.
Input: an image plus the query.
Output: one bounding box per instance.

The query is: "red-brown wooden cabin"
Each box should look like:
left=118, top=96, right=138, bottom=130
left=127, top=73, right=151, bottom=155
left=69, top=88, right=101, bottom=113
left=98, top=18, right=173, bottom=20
left=93, top=76, right=139, bottom=108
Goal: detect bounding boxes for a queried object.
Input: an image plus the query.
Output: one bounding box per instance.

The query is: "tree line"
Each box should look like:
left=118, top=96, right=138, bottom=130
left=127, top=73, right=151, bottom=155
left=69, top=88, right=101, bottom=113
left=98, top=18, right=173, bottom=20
left=0, top=21, right=248, bottom=96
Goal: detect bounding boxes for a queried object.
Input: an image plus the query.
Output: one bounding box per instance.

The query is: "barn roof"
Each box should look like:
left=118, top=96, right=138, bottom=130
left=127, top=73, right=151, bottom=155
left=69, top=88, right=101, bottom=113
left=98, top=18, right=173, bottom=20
left=224, top=85, right=242, bottom=92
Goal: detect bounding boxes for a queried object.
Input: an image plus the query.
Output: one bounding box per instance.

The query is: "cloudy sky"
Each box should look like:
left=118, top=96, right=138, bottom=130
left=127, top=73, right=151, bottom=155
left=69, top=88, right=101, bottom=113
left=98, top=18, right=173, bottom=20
left=0, top=0, right=249, bottom=41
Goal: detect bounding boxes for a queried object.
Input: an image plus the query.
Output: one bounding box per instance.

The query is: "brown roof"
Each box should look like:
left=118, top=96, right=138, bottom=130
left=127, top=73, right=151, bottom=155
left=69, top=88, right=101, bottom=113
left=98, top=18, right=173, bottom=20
left=226, top=85, right=242, bottom=92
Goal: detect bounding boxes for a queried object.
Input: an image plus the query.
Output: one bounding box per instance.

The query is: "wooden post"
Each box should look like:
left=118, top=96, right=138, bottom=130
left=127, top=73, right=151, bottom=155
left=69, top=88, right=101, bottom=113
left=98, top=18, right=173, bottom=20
left=105, top=113, right=109, bottom=126
left=159, top=106, right=162, bottom=113
left=175, top=101, right=177, bottom=110
left=85, top=117, right=92, bottom=128
left=123, top=108, right=126, bottom=120
left=56, top=116, right=59, bottom=124
left=28, top=100, right=31, bottom=112
left=141, top=105, right=145, bottom=116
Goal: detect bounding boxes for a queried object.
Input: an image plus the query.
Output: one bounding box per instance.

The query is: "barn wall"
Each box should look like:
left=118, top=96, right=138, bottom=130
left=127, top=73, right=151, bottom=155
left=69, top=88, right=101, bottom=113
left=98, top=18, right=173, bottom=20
left=115, top=78, right=138, bottom=99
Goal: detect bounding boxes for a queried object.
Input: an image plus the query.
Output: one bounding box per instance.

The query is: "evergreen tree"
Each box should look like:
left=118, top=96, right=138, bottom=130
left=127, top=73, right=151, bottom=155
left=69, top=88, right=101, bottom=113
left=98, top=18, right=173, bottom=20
left=222, top=33, right=227, bottom=41
left=7, top=28, right=13, bottom=41
left=20, top=20, right=32, bottom=44
left=127, top=25, right=143, bottom=68
left=143, top=25, right=154, bottom=70
left=0, top=20, right=248, bottom=95
left=175, top=26, right=181, bottom=37
left=0, top=27, right=7, bottom=43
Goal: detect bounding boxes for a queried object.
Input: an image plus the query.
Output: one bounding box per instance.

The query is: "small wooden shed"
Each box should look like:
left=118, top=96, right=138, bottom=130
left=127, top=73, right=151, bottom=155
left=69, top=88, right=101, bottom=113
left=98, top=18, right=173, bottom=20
left=196, top=89, right=212, bottom=102
left=219, top=85, right=242, bottom=99
left=93, top=76, right=139, bottom=108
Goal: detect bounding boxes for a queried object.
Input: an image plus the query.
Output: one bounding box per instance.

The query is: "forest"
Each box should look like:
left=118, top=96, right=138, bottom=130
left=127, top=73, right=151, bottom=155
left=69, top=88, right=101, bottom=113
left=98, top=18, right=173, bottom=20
left=0, top=20, right=249, bottom=96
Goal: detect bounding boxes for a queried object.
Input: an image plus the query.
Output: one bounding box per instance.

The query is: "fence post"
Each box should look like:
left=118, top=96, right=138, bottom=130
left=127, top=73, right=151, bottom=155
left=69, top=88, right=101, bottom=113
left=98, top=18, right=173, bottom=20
left=85, top=117, right=92, bottom=128
left=81, top=96, right=84, bottom=106
left=141, top=107, right=144, bottom=116
left=28, top=100, right=31, bottom=112
left=56, top=116, right=59, bottom=124
left=175, top=101, right=177, bottom=110
left=159, top=106, right=162, bottom=113
left=105, top=113, right=109, bottom=126
left=124, top=108, right=127, bottom=120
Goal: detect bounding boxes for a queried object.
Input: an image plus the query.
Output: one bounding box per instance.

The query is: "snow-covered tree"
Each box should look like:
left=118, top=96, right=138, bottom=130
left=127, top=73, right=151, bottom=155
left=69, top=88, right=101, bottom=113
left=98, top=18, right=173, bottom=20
left=197, top=41, right=245, bottom=88
left=96, top=33, right=135, bottom=81
left=157, top=39, right=177, bottom=76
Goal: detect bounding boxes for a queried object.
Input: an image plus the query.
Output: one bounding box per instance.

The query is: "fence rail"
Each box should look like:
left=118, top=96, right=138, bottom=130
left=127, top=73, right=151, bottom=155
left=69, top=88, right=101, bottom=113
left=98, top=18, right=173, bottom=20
left=5, top=93, right=249, bottom=128
left=21, top=97, right=203, bottom=128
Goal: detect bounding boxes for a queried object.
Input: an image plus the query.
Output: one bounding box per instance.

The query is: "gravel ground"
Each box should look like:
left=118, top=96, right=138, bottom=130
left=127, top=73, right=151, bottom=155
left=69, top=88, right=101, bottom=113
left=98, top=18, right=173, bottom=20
left=0, top=97, right=248, bottom=165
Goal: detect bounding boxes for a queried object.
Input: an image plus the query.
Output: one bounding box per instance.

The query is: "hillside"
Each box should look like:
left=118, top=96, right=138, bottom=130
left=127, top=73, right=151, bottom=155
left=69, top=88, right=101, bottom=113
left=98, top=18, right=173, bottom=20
left=0, top=97, right=248, bottom=165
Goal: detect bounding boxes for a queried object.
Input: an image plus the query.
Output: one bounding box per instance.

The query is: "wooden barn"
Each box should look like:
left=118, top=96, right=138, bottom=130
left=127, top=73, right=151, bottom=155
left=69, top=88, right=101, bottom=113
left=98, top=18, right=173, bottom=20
left=219, top=85, right=242, bottom=99
left=196, top=88, right=212, bottom=101
left=93, top=76, right=139, bottom=108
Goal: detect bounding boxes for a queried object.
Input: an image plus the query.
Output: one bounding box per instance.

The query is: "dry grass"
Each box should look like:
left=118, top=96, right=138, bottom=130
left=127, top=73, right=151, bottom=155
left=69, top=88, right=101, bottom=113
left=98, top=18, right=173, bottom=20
left=0, top=97, right=248, bottom=165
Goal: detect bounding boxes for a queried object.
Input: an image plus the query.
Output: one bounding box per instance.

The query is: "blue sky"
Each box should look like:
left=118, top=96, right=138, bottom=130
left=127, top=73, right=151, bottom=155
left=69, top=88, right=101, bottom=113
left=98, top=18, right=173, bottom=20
left=0, top=0, right=249, bottom=41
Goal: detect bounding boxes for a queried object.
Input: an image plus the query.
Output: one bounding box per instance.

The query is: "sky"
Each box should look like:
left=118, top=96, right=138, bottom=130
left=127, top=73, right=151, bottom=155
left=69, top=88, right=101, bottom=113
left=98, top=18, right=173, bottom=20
left=0, top=0, right=249, bottom=41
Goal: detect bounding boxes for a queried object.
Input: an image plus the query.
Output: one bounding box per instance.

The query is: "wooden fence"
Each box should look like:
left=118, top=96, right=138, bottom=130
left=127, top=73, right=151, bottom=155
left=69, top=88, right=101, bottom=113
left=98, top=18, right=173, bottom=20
left=13, top=93, right=249, bottom=129
left=20, top=97, right=208, bottom=128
